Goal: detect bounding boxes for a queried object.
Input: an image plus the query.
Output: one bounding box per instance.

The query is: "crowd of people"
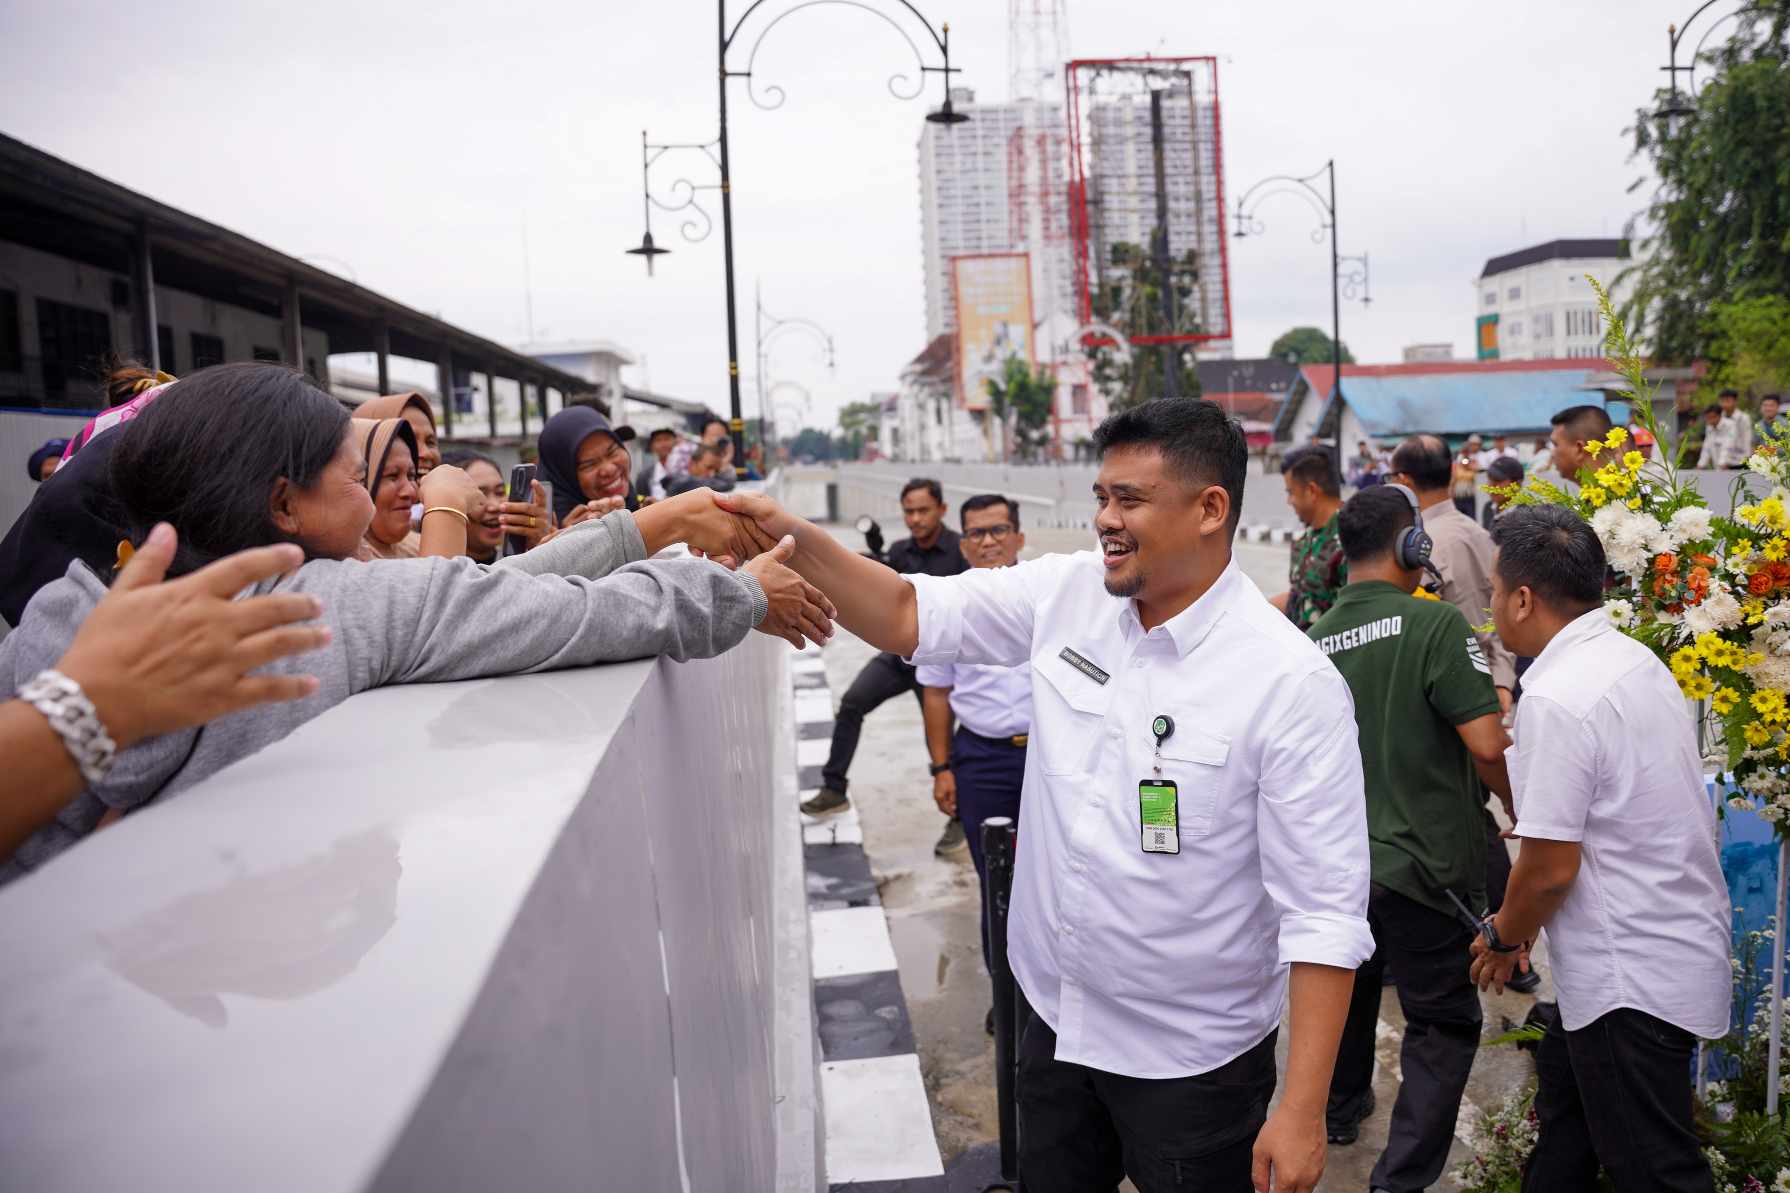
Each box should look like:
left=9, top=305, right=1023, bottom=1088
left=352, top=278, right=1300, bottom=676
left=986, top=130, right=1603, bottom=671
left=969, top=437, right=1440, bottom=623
left=1, top=366, right=1741, bottom=1192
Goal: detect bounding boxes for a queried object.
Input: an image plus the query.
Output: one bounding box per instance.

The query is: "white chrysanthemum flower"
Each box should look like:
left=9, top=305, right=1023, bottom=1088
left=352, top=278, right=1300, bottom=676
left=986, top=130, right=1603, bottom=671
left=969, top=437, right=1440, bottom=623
left=1668, top=505, right=1714, bottom=545
left=1766, top=604, right=1790, bottom=628
left=1750, top=453, right=1777, bottom=477
left=1605, top=599, right=1637, bottom=629
left=1702, top=589, right=1743, bottom=632
left=1682, top=603, right=1723, bottom=637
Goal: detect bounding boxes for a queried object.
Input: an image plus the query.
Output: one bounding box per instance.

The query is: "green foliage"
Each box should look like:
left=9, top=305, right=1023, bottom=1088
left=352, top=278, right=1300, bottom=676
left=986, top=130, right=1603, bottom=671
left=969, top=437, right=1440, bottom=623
left=1084, top=240, right=1204, bottom=410
left=1624, top=8, right=1790, bottom=361
left=1706, top=295, right=1790, bottom=400
left=984, top=356, right=1058, bottom=462
left=1270, top=325, right=1354, bottom=366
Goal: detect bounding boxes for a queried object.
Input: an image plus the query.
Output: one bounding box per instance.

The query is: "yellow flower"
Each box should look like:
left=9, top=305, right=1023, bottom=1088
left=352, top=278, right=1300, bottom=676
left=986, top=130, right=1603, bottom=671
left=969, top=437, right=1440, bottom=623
left=1752, top=688, right=1789, bottom=722
left=1623, top=451, right=1645, bottom=472
left=1586, top=440, right=1604, bottom=458
left=1682, top=674, right=1716, bottom=700
left=1605, top=426, right=1629, bottom=447
left=1411, top=588, right=1440, bottom=602
left=1738, top=540, right=1756, bottom=558
left=1767, top=539, right=1789, bottom=563
left=1671, top=647, right=1704, bottom=677
left=1750, top=651, right=1769, bottom=667
left=1580, top=486, right=1608, bottom=507
left=1746, top=721, right=1773, bottom=748
left=1606, top=473, right=1634, bottom=496
left=1762, top=497, right=1789, bottom=532
left=1745, top=599, right=1766, bottom=625
left=1627, top=497, right=1643, bottom=510
left=1713, top=687, right=1741, bottom=715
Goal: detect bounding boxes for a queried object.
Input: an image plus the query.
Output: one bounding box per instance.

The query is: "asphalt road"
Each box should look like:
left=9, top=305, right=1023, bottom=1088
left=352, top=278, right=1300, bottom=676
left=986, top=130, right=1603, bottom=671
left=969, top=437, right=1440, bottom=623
left=815, top=525, right=1542, bottom=1191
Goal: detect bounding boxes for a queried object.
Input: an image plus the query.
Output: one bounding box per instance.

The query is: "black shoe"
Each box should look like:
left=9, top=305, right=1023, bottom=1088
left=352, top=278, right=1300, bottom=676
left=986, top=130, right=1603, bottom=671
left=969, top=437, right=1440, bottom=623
left=1326, top=1091, right=1375, bottom=1146
left=1506, top=967, right=1542, bottom=995
left=800, top=787, right=850, bottom=817
left=985, top=1007, right=995, bottom=1036
left=935, top=819, right=969, bottom=858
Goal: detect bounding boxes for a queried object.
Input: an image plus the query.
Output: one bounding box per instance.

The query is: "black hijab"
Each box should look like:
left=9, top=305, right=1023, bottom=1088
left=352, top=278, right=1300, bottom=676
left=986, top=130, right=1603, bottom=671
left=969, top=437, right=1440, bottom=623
left=0, top=431, right=130, bottom=627
left=536, top=406, right=638, bottom=522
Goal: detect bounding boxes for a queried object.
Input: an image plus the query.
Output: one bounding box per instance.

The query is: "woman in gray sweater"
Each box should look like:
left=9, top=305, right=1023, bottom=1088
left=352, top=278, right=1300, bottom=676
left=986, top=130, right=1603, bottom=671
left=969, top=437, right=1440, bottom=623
left=1, top=363, right=829, bottom=882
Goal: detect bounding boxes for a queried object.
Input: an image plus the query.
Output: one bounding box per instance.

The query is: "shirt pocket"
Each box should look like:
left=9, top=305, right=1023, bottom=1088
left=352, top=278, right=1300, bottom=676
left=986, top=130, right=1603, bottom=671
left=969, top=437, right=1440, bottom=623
left=1031, top=648, right=1115, bottom=775
left=1155, top=725, right=1231, bottom=840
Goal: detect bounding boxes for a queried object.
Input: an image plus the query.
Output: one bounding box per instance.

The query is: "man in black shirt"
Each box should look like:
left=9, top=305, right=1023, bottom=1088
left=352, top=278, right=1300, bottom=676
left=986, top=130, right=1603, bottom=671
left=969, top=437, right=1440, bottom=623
left=804, top=478, right=970, bottom=855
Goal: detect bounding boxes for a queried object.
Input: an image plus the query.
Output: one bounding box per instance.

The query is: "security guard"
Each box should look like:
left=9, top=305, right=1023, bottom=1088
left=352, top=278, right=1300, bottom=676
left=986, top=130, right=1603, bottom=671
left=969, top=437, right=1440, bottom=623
left=916, top=493, right=1032, bottom=1030
left=1307, top=485, right=1513, bottom=1192
left=720, top=399, right=1373, bottom=1193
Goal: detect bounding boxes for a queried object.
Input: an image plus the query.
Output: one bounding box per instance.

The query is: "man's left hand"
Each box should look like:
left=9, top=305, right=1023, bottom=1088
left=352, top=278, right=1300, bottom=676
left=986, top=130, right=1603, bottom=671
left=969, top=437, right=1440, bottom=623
left=1251, top=1104, right=1325, bottom=1193
left=1468, top=933, right=1524, bottom=993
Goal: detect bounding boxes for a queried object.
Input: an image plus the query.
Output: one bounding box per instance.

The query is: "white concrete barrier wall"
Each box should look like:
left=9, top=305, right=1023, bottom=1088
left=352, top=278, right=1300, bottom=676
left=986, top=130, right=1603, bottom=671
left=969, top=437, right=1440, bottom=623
left=0, top=636, right=818, bottom=1193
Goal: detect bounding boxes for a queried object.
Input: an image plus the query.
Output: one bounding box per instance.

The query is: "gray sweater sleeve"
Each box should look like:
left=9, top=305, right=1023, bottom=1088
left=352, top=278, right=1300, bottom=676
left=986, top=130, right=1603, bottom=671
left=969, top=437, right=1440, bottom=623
left=491, top=509, right=646, bottom=579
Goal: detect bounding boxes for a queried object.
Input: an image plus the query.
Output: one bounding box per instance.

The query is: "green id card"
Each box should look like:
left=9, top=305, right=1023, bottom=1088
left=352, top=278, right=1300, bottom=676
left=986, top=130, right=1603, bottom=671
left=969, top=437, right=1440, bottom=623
left=1139, top=779, right=1179, bottom=855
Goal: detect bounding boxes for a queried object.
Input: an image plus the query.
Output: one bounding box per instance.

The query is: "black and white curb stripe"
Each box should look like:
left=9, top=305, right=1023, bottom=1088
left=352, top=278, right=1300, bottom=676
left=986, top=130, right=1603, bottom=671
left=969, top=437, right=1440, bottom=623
left=1237, top=524, right=1298, bottom=544
left=791, top=643, right=946, bottom=1191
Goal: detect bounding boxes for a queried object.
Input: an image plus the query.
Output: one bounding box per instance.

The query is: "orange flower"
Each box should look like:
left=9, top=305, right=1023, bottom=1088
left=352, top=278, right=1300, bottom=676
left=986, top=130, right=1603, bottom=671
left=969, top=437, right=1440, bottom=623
left=1655, top=553, right=1679, bottom=573
left=1691, top=554, right=1718, bottom=569
left=1751, top=571, right=1776, bottom=596
left=1771, top=561, right=1790, bottom=588
left=1655, top=573, right=1680, bottom=599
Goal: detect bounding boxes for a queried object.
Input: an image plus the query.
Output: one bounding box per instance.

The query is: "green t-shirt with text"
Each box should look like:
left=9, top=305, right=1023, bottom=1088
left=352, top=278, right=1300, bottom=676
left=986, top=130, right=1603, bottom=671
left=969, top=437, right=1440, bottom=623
left=1308, top=581, right=1500, bottom=916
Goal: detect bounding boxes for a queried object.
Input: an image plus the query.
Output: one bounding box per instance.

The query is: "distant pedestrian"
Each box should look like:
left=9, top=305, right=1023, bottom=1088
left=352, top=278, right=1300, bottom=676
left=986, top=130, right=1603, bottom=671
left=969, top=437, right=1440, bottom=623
left=1271, top=445, right=1347, bottom=631
left=1450, top=438, right=1481, bottom=519
left=1476, top=506, right=1730, bottom=1193
left=1480, top=455, right=1525, bottom=531
left=1696, top=389, right=1752, bottom=469
left=1548, top=405, right=1615, bottom=483
left=27, top=439, right=68, bottom=483
left=1759, top=393, right=1782, bottom=440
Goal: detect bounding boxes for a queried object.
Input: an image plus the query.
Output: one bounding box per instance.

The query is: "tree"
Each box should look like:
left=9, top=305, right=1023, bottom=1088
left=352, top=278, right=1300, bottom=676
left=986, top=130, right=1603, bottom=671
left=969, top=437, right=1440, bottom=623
left=1269, top=325, right=1353, bottom=366
left=1083, top=240, right=1203, bottom=410
left=1705, top=295, right=1790, bottom=399
left=835, top=399, right=881, bottom=460
left=1624, top=8, right=1790, bottom=361
left=984, top=356, right=1057, bottom=462
left=785, top=426, right=835, bottom=462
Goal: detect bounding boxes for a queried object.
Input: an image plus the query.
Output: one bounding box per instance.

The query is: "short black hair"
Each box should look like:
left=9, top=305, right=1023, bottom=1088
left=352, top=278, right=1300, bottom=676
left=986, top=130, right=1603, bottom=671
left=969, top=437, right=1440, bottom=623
left=1492, top=505, right=1604, bottom=612
left=1280, top=444, right=1340, bottom=497
left=960, top=492, right=1019, bottom=529
left=442, top=449, right=500, bottom=474
left=650, top=427, right=678, bottom=441
left=1719, top=389, right=1740, bottom=401
left=1091, top=398, right=1248, bottom=530
left=1486, top=455, right=1525, bottom=485
left=1389, top=434, right=1453, bottom=491
left=694, top=442, right=725, bottom=462
left=1762, top=394, right=1782, bottom=408
left=702, top=416, right=729, bottom=433
left=901, top=477, right=944, bottom=506
left=1550, top=404, right=1613, bottom=442
left=1337, top=486, right=1415, bottom=564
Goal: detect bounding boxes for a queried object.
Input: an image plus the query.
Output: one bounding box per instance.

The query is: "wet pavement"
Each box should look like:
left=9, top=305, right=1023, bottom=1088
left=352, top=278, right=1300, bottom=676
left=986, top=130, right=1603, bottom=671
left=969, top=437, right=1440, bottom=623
left=817, top=525, right=1543, bottom=1191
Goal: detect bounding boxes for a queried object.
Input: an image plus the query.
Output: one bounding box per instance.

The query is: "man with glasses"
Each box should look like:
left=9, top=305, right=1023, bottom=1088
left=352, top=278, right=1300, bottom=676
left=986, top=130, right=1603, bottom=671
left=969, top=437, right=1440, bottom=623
left=917, top=494, right=1032, bottom=1029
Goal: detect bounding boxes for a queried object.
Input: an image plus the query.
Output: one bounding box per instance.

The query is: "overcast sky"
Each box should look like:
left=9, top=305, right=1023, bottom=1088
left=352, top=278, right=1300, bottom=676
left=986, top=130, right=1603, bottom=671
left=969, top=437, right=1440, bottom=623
left=1, top=0, right=1695, bottom=427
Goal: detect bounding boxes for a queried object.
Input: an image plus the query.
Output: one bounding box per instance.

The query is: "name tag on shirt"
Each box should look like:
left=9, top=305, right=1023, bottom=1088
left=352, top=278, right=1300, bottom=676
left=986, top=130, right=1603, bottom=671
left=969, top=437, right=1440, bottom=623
left=1059, top=647, right=1110, bottom=685
left=1139, top=780, right=1179, bottom=854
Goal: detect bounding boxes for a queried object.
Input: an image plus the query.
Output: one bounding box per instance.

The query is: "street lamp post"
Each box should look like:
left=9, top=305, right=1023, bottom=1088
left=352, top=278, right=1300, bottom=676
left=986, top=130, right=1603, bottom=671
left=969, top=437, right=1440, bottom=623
left=1655, top=1, right=1768, bottom=127
left=627, top=0, right=968, bottom=477
left=1234, top=160, right=1371, bottom=470
left=754, top=280, right=835, bottom=441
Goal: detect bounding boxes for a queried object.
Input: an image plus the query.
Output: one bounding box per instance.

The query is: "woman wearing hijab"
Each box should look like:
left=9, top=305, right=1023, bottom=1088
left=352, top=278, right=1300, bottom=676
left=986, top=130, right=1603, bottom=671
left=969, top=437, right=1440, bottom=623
left=351, top=418, right=481, bottom=561
left=537, top=406, right=639, bottom=528
left=354, top=392, right=441, bottom=474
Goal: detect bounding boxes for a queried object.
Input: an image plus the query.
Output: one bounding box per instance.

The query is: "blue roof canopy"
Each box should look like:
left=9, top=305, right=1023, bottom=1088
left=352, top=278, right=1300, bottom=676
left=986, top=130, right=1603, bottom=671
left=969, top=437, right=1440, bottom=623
left=1322, top=368, right=1599, bottom=438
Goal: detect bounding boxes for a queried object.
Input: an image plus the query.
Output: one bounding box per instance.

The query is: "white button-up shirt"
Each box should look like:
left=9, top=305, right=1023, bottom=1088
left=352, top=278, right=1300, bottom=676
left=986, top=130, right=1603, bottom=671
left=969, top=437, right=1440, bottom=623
left=914, top=658, right=1033, bottom=739
left=1509, top=609, right=1731, bottom=1038
left=906, top=552, right=1374, bottom=1078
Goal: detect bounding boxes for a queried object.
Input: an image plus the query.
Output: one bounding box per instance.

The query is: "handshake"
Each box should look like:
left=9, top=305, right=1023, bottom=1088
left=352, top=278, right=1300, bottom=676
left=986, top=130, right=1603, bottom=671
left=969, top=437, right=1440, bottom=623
left=640, top=488, right=833, bottom=650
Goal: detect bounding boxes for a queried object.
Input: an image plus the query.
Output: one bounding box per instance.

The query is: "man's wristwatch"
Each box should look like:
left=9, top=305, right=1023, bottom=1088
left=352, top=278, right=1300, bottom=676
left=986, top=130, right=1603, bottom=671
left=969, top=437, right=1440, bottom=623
left=929, top=761, right=952, bottom=777
left=1479, top=916, right=1521, bottom=954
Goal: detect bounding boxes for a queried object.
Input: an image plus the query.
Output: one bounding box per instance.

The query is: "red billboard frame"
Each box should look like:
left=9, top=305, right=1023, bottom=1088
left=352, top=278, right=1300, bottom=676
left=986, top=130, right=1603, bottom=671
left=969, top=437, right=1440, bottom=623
left=1064, top=55, right=1234, bottom=348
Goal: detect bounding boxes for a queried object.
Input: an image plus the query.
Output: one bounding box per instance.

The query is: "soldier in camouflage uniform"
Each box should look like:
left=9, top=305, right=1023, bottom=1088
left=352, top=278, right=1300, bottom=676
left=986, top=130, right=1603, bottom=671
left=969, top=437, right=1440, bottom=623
left=1271, top=445, right=1348, bottom=630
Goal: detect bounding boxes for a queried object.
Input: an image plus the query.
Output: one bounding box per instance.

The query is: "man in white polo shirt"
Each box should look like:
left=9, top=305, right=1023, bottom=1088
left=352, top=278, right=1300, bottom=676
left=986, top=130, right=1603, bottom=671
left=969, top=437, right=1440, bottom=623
left=1473, top=506, right=1730, bottom=1193
left=721, top=398, right=1373, bottom=1193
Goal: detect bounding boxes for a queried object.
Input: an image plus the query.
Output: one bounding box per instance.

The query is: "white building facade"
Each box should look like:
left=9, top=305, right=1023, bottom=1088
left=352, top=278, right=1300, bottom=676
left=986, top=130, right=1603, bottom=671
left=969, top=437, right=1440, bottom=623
left=1474, top=239, right=1630, bottom=361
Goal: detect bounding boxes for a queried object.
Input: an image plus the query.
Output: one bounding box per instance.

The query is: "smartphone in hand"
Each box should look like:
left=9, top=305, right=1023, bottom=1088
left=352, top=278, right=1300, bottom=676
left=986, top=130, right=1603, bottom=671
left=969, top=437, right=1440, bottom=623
left=506, top=463, right=537, bottom=557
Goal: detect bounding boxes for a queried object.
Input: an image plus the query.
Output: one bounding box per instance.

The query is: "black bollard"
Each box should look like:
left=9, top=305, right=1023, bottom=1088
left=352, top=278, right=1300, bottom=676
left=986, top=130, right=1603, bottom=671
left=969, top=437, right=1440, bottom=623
left=982, top=815, right=1020, bottom=1191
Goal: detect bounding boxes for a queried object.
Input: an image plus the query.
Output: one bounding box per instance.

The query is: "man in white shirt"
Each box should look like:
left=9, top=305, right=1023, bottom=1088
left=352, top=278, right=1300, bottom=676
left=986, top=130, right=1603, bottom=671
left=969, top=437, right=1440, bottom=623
left=634, top=427, right=678, bottom=501
left=1473, top=506, right=1730, bottom=1193
left=918, top=493, right=1032, bottom=1024
left=1697, top=388, right=1754, bottom=469
left=720, top=398, right=1373, bottom=1193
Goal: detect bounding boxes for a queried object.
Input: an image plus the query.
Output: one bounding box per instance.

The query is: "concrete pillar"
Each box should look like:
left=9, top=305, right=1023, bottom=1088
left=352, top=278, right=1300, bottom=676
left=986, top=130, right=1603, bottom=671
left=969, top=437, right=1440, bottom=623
left=375, top=324, right=391, bottom=394
left=436, top=347, right=455, bottom=438
left=283, top=277, right=303, bottom=372
left=132, top=221, right=159, bottom=372
left=487, top=365, right=499, bottom=439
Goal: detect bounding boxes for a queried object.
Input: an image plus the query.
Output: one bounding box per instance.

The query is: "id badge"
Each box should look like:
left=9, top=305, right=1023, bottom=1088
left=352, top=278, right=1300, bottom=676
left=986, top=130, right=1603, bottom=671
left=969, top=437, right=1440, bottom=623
left=1139, top=779, right=1179, bottom=855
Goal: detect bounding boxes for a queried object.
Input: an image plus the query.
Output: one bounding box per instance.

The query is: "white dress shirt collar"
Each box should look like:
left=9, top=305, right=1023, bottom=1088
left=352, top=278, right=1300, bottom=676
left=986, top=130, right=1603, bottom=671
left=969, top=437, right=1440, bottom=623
left=1117, top=557, right=1247, bottom=660
left=1520, top=607, right=1608, bottom=689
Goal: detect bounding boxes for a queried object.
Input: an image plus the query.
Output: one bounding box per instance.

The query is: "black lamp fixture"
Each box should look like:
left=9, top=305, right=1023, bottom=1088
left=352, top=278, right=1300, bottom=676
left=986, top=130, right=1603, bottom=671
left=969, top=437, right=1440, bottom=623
left=1654, top=3, right=1766, bottom=130
left=626, top=229, right=669, bottom=276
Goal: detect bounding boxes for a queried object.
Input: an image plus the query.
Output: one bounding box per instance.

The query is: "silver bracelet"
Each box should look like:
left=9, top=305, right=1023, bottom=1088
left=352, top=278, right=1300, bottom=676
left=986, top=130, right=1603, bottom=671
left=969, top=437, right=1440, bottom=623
left=19, top=669, right=117, bottom=786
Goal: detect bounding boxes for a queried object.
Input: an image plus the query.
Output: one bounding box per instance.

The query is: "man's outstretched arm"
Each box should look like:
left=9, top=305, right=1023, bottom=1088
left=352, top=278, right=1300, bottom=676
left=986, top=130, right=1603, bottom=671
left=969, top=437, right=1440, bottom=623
left=715, top=491, right=919, bottom=656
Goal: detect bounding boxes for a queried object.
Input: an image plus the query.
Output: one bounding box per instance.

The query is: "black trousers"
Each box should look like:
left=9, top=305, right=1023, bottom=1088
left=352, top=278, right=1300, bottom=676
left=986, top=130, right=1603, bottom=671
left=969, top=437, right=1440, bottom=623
left=951, top=727, right=1025, bottom=966
left=1524, top=1008, right=1712, bottom=1193
left=1328, top=886, right=1482, bottom=1193
left=1017, top=999, right=1277, bottom=1193
left=820, top=651, right=921, bottom=794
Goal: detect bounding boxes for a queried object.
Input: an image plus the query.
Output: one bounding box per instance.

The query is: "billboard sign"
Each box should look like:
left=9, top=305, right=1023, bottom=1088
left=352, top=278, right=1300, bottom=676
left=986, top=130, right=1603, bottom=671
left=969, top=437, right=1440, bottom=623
left=1476, top=313, right=1500, bottom=360
left=951, top=253, right=1035, bottom=410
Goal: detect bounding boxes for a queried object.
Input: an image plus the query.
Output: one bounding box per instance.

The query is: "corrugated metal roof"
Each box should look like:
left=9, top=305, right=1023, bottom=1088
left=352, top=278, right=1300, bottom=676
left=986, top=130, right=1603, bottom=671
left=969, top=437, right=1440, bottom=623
left=1327, top=367, right=1598, bottom=437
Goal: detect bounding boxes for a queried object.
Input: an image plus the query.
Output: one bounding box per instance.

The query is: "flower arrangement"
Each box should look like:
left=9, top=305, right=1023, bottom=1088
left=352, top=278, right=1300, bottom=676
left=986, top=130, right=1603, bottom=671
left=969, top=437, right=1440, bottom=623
left=1494, top=278, right=1790, bottom=828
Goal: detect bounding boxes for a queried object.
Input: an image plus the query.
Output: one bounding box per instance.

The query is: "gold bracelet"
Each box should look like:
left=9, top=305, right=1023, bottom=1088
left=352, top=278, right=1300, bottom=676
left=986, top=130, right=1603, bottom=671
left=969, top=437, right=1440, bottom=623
left=421, top=505, right=470, bottom=526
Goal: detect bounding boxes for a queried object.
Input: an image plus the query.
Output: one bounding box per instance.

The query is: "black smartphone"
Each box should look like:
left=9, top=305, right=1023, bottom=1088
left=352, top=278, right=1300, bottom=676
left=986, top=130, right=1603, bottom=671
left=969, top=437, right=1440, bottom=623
left=505, top=463, right=537, bottom=557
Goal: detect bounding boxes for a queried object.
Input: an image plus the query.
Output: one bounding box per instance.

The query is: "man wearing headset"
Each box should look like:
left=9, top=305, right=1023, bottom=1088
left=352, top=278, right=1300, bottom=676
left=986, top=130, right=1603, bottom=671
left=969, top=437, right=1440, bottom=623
left=1307, top=485, right=1514, bottom=1193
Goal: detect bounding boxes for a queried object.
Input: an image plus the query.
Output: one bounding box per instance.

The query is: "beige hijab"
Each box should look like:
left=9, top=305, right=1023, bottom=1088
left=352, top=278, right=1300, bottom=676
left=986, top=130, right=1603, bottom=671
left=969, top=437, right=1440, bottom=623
left=352, top=417, right=422, bottom=561
left=356, top=392, right=437, bottom=432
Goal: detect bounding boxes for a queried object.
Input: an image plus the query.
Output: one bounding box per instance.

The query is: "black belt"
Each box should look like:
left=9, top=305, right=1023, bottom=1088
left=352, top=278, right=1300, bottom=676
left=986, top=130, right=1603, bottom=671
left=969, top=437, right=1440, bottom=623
left=962, top=727, right=1029, bottom=749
